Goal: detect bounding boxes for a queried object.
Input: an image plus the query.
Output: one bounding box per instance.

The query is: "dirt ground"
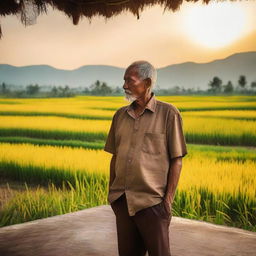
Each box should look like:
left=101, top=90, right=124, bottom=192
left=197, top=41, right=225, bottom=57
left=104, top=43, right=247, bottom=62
left=0, top=204, right=255, bottom=256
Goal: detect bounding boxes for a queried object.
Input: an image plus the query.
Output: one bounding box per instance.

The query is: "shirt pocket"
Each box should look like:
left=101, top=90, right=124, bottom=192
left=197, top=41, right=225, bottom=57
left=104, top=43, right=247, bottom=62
left=142, top=132, right=165, bottom=155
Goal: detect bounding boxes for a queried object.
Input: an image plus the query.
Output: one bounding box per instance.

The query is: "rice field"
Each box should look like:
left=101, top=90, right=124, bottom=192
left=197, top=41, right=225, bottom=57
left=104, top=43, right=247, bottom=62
left=182, top=110, right=256, bottom=120
left=0, top=114, right=255, bottom=146
left=0, top=95, right=255, bottom=231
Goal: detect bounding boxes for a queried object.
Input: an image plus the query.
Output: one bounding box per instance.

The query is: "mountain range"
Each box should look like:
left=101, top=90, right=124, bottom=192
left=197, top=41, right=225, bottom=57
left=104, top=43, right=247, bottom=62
left=0, top=51, right=255, bottom=90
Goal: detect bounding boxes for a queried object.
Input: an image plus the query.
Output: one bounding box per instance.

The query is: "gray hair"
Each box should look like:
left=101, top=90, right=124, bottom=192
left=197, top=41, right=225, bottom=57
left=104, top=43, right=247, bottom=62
left=126, top=60, right=157, bottom=90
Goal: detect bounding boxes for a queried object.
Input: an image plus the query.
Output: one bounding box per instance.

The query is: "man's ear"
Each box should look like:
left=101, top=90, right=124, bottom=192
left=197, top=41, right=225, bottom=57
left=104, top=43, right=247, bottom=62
left=145, top=78, right=152, bottom=89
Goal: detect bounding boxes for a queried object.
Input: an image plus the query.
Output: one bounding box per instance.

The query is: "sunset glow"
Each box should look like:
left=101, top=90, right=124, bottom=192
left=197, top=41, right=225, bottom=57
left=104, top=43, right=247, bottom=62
left=183, top=2, right=248, bottom=48
left=0, top=1, right=255, bottom=68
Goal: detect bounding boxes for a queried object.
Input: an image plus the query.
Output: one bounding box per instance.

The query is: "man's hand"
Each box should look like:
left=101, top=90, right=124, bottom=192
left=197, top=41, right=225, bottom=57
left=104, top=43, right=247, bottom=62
left=163, top=194, right=173, bottom=204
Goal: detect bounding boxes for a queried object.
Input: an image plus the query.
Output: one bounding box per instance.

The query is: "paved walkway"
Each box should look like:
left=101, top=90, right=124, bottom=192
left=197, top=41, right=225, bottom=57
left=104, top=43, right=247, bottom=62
left=0, top=205, right=255, bottom=256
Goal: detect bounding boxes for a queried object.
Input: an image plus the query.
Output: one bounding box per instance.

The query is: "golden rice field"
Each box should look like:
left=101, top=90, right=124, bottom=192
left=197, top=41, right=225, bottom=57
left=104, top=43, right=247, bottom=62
left=0, top=114, right=255, bottom=146
left=0, top=143, right=255, bottom=198
left=0, top=95, right=255, bottom=114
left=182, top=110, right=256, bottom=120
left=0, top=116, right=111, bottom=133
left=0, top=143, right=110, bottom=175
left=0, top=95, right=255, bottom=231
left=0, top=115, right=254, bottom=135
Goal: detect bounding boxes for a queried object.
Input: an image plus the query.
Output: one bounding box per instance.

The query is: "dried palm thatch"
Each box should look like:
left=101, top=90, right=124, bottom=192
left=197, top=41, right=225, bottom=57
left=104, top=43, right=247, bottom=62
left=0, top=0, right=221, bottom=39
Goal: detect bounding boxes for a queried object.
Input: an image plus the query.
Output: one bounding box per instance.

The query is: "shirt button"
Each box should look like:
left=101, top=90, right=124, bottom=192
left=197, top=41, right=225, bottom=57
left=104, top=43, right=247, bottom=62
left=128, top=159, right=131, bottom=163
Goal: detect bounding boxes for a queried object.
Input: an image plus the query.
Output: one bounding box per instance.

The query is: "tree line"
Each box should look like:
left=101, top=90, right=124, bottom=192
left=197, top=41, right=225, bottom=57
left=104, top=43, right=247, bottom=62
left=208, top=75, right=256, bottom=93
left=0, top=75, right=255, bottom=98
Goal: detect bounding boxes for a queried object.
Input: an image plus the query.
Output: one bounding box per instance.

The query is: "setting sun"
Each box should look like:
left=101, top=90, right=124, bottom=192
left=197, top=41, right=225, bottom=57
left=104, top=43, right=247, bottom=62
left=182, top=2, right=247, bottom=48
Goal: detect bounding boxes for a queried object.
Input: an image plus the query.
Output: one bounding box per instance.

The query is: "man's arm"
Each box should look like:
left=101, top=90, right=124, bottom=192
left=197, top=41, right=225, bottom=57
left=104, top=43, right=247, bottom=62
left=165, top=110, right=187, bottom=204
left=164, top=157, right=183, bottom=204
left=109, top=154, right=116, bottom=190
left=104, top=111, right=117, bottom=190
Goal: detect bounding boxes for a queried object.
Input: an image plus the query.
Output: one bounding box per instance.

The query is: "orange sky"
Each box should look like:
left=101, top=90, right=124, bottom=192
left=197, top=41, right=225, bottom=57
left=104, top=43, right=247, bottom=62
left=0, top=1, right=255, bottom=69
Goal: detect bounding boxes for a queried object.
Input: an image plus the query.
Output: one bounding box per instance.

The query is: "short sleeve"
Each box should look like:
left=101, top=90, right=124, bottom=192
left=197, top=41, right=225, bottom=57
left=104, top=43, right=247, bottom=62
left=167, top=111, right=188, bottom=159
left=104, top=112, right=117, bottom=154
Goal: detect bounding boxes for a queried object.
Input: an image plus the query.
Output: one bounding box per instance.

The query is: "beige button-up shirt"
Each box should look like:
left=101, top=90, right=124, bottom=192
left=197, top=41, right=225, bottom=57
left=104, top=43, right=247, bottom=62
left=104, top=92, right=188, bottom=216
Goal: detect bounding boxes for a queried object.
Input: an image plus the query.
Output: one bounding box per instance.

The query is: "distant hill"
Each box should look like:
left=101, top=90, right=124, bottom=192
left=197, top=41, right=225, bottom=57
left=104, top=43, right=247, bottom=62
left=0, top=65, right=124, bottom=90
left=157, top=51, right=256, bottom=89
left=0, top=51, right=255, bottom=90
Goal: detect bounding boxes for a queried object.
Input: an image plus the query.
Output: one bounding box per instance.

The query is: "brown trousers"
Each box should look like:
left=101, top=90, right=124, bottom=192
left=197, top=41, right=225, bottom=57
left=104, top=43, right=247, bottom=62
left=110, top=193, right=172, bottom=256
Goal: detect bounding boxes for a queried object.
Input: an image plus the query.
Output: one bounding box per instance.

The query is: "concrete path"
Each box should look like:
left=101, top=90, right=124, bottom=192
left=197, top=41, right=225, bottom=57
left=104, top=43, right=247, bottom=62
left=0, top=205, right=255, bottom=256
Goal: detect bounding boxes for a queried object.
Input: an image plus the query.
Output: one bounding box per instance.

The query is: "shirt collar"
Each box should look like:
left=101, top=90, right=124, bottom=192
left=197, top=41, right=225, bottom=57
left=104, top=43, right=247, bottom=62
left=126, top=92, right=157, bottom=113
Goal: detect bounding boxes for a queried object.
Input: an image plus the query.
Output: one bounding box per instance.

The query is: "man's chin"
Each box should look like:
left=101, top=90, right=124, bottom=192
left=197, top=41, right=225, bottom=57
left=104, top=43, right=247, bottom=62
left=125, top=93, right=137, bottom=103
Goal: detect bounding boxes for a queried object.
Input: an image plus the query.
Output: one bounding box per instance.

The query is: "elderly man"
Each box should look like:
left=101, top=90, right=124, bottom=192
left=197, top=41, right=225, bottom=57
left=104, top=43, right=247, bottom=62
left=104, top=60, right=188, bottom=256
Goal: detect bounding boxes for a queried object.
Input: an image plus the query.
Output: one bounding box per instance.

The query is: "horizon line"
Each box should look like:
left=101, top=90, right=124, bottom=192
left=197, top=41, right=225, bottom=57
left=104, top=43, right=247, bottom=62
left=0, top=50, right=255, bottom=71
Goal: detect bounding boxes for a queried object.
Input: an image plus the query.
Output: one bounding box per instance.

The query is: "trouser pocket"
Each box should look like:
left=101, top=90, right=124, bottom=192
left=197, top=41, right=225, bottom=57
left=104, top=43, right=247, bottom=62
left=110, top=194, right=125, bottom=214
left=150, top=201, right=171, bottom=220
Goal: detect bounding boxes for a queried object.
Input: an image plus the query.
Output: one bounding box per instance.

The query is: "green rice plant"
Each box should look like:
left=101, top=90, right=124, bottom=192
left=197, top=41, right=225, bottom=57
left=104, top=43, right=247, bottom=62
left=0, top=174, right=109, bottom=227
left=173, top=188, right=256, bottom=231
left=0, top=111, right=112, bottom=120
left=0, top=128, right=106, bottom=141
left=0, top=136, right=104, bottom=150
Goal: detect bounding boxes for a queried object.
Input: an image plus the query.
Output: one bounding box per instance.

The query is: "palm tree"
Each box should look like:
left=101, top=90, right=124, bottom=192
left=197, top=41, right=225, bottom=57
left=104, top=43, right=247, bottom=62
left=208, top=76, right=222, bottom=93
left=238, top=75, right=247, bottom=91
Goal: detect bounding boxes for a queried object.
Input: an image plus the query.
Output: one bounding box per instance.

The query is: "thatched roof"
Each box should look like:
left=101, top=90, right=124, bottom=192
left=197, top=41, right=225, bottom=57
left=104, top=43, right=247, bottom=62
left=0, top=0, right=215, bottom=39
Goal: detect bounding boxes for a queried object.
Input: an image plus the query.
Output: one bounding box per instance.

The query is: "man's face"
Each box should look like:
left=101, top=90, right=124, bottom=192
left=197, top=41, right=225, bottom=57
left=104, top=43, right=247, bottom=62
left=123, top=67, right=150, bottom=102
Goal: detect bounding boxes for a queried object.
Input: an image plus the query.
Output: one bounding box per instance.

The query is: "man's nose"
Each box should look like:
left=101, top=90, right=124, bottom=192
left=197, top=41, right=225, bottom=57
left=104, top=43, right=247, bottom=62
left=123, top=82, right=128, bottom=90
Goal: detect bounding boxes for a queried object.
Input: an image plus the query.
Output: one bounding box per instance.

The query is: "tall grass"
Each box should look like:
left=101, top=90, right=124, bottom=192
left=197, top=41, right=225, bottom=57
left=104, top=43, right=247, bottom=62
left=1, top=173, right=255, bottom=231
left=0, top=143, right=255, bottom=198
left=173, top=188, right=256, bottom=231
left=0, top=174, right=109, bottom=226
left=0, top=143, right=255, bottom=230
